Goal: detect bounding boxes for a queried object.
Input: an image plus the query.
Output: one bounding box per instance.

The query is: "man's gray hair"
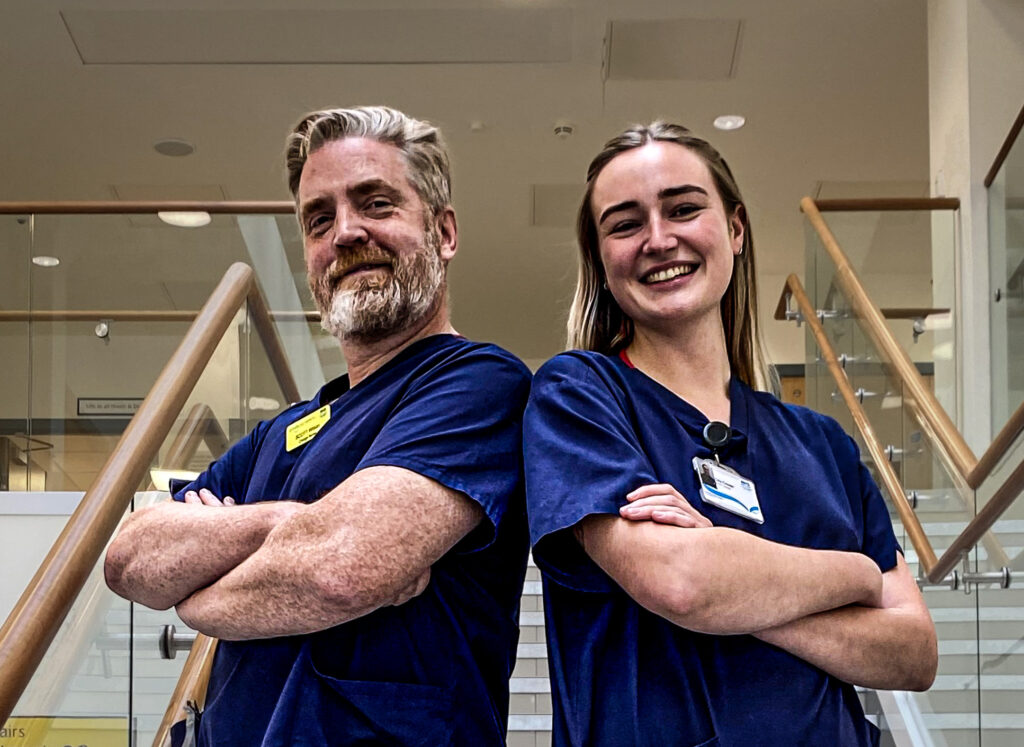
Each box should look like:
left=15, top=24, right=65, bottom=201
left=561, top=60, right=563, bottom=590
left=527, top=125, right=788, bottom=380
left=286, top=105, right=452, bottom=218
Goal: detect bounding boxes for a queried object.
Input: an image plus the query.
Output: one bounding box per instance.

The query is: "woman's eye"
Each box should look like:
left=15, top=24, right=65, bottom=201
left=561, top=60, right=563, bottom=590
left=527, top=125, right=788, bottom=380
left=609, top=220, right=640, bottom=234
left=670, top=204, right=699, bottom=218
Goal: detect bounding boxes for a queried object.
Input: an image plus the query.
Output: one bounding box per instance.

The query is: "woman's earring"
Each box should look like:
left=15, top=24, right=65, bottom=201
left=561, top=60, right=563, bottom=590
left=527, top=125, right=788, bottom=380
left=602, top=280, right=609, bottom=290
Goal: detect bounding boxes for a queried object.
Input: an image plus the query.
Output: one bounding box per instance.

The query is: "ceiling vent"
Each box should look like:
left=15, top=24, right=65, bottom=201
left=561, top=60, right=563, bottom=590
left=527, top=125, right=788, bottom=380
left=603, top=19, right=742, bottom=81
left=62, top=9, right=572, bottom=65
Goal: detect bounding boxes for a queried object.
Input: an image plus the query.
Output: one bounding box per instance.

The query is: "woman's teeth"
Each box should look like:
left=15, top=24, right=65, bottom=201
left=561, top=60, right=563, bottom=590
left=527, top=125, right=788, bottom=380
left=643, top=264, right=696, bottom=284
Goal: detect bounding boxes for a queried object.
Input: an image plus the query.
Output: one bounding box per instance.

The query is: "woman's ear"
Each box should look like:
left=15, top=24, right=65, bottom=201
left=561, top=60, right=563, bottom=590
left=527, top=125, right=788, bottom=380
left=730, top=205, right=746, bottom=255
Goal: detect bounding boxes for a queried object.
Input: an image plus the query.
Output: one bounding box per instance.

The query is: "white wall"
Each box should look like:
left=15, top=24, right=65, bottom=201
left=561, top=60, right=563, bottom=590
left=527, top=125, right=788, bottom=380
left=928, top=0, right=1024, bottom=450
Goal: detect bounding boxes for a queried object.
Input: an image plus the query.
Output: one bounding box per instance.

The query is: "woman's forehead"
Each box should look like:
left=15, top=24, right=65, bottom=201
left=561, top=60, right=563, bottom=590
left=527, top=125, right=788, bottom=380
left=592, top=142, right=714, bottom=207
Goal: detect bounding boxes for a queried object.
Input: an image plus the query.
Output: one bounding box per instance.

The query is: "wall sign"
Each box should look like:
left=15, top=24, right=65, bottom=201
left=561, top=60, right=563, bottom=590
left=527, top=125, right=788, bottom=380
left=76, top=398, right=143, bottom=417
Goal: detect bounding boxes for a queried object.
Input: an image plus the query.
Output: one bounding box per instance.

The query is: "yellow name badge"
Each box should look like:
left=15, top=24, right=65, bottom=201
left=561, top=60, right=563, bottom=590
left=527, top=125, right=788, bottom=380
left=286, top=405, right=331, bottom=451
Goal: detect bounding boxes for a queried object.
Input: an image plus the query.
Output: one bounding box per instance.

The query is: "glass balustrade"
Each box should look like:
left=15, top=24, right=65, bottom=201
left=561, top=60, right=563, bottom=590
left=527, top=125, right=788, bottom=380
left=0, top=207, right=328, bottom=746
left=802, top=207, right=990, bottom=746
left=990, top=124, right=1024, bottom=435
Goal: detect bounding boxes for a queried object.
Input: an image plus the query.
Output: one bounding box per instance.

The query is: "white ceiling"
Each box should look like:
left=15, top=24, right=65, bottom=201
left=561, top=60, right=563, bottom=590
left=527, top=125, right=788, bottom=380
left=0, top=0, right=932, bottom=366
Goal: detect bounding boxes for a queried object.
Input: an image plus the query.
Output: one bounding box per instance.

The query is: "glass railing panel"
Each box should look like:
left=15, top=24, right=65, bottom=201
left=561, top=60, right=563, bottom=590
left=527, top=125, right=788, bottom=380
left=18, top=212, right=319, bottom=494
left=26, top=213, right=246, bottom=495
left=977, top=569, right=1024, bottom=742
left=1, top=215, right=31, bottom=492
left=802, top=222, right=854, bottom=432
left=915, top=578, right=981, bottom=747
left=804, top=257, right=984, bottom=745
left=4, top=490, right=132, bottom=746
left=817, top=208, right=959, bottom=426
left=237, top=214, right=326, bottom=400
left=989, top=125, right=1024, bottom=435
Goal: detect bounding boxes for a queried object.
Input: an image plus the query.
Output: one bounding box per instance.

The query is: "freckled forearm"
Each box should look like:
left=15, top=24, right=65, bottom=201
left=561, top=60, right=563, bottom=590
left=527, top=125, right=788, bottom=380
left=104, top=501, right=299, bottom=610
left=174, top=544, right=372, bottom=639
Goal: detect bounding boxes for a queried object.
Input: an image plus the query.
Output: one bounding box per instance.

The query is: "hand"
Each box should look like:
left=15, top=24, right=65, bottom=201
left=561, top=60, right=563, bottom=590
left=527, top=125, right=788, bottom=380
left=183, top=488, right=235, bottom=506
left=388, top=569, right=431, bottom=607
left=619, top=483, right=713, bottom=528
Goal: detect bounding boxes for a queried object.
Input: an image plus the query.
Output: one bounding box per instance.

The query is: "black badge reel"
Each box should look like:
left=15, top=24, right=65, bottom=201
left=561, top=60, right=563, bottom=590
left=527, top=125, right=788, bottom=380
left=702, top=421, right=731, bottom=463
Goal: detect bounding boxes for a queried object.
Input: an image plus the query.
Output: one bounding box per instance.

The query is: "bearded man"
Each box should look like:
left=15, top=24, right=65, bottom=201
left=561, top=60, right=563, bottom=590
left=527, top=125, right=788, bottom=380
left=105, top=106, right=532, bottom=745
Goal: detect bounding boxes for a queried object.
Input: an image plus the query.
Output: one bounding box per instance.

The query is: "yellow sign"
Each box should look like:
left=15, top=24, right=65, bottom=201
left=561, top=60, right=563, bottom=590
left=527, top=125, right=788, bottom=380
left=1, top=717, right=128, bottom=747
left=286, top=405, right=331, bottom=451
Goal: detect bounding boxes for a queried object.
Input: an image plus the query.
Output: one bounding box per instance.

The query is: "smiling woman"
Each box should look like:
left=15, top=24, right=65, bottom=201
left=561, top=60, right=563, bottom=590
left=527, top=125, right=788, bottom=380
left=523, top=122, right=937, bottom=746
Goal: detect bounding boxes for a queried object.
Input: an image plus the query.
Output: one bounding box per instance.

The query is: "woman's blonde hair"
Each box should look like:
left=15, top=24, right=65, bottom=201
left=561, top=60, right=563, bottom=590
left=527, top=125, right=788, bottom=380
left=567, top=121, right=774, bottom=391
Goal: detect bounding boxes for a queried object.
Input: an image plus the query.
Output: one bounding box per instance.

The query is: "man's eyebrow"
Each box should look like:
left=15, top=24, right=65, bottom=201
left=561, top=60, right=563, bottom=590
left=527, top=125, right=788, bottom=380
left=349, top=179, right=405, bottom=202
left=298, top=196, right=330, bottom=224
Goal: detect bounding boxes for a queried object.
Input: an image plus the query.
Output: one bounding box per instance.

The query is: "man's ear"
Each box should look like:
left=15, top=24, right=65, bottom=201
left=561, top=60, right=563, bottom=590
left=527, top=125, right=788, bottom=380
left=437, top=207, right=458, bottom=262
left=729, top=204, right=746, bottom=255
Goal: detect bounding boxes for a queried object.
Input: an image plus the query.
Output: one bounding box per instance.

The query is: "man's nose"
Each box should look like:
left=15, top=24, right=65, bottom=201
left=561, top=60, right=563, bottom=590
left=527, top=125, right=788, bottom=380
left=331, top=208, right=369, bottom=248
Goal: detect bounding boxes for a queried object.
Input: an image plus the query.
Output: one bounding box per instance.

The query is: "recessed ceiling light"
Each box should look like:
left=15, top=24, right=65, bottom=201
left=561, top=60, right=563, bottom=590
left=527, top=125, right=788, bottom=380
left=158, top=211, right=211, bottom=228
left=153, top=138, right=196, bottom=157
left=713, top=115, right=746, bottom=131
left=32, top=255, right=60, bottom=267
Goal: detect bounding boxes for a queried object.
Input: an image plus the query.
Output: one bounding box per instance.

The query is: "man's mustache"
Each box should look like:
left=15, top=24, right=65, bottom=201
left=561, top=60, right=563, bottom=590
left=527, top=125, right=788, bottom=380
left=323, top=247, right=396, bottom=286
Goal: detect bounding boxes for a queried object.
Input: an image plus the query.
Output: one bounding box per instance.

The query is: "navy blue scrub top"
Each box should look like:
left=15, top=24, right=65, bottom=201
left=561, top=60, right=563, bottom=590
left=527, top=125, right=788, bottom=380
left=172, top=334, right=532, bottom=746
left=524, top=351, right=899, bottom=747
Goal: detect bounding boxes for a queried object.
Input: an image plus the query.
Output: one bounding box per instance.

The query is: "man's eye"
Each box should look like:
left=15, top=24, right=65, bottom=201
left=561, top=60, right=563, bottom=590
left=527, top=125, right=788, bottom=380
left=366, top=198, right=394, bottom=213
left=307, top=216, right=331, bottom=234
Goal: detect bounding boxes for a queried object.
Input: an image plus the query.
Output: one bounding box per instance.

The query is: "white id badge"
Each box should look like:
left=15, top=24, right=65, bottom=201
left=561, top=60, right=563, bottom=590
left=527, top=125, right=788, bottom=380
left=691, top=457, right=763, bottom=524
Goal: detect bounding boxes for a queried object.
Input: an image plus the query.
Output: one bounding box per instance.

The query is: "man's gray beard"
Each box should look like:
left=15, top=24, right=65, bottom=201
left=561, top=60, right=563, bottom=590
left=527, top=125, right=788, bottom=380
left=318, top=233, right=445, bottom=343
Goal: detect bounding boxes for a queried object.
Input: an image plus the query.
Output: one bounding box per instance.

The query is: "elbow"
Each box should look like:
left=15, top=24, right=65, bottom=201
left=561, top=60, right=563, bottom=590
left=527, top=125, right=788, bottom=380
left=103, top=543, right=128, bottom=597
left=308, top=567, right=368, bottom=622
left=103, top=536, right=138, bottom=600
left=889, top=627, right=937, bottom=692
left=907, top=633, right=938, bottom=692
left=641, top=575, right=721, bottom=633
left=103, top=539, right=176, bottom=610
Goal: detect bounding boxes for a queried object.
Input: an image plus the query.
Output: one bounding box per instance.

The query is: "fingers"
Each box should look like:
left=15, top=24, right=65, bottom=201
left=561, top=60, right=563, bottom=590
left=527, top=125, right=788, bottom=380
left=621, top=505, right=709, bottom=528
left=182, top=488, right=229, bottom=507
left=626, top=483, right=683, bottom=501
left=620, top=483, right=712, bottom=528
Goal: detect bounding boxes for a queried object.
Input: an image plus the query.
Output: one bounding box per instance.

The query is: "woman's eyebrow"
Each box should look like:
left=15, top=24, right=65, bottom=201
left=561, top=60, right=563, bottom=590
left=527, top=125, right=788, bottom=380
left=659, top=185, right=708, bottom=200
left=598, top=200, right=638, bottom=226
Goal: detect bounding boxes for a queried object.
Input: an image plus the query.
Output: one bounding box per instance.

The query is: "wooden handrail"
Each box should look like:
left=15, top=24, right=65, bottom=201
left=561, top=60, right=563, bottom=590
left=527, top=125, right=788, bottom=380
left=799, top=197, right=1024, bottom=582
left=814, top=198, right=959, bottom=212
left=0, top=201, right=293, bottom=214
left=801, top=198, right=978, bottom=483
left=984, top=102, right=1024, bottom=188
left=803, top=197, right=1024, bottom=491
left=0, top=310, right=320, bottom=322
left=783, top=275, right=938, bottom=573
left=772, top=293, right=949, bottom=323
left=0, top=262, right=299, bottom=722
left=153, top=634, right=218, bottom=747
